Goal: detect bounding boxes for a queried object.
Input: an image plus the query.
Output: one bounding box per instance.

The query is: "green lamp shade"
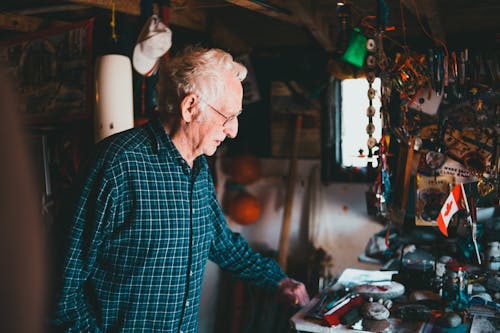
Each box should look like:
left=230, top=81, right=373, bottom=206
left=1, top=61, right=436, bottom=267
left=341, top=28, right=368, bottom=68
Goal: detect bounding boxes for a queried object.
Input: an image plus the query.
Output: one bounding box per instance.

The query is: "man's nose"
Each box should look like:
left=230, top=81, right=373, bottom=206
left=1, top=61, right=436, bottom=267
left=224, top=119, right=238, bottom=138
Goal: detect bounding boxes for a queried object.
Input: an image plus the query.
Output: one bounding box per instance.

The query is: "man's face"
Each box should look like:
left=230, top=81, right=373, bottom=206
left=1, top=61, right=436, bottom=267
left=196, top=74, right=243, bottom=156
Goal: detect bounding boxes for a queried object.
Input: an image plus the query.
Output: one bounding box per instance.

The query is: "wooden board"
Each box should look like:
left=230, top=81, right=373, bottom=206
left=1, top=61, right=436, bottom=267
left=270, top=80, right=321, bottom=158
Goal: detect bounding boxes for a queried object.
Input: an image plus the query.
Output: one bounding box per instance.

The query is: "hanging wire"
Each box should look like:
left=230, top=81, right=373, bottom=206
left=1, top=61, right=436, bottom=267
left=399, top=0, right=409, bottom=52
left=360, top=15, right=407, bottom=55
left=360, top=1, right=448, bottom=59
left=411, top=0, right=448, bottom=58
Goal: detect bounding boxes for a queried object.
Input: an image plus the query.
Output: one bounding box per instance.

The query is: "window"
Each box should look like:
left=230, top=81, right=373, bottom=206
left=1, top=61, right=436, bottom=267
left=340, top=78, right=381, bottom=168
left=320, top=76, right=382, bottom=183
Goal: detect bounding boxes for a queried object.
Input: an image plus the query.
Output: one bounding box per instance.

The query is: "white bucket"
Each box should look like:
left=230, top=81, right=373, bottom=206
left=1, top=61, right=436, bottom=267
left=94, top=54, right=134, bottom=143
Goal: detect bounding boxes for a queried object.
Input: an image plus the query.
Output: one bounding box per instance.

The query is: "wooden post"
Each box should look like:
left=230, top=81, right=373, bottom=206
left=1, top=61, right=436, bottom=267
left=277, top=114, right=302, bottom=271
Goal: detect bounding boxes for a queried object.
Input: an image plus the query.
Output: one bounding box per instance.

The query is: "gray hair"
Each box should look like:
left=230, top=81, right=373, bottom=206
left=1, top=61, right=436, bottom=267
left=157, top=46, right=247, bottom=116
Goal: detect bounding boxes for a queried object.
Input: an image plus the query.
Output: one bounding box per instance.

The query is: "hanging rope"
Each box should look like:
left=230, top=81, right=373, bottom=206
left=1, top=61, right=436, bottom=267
left=110, top=1, right=118, bottom=43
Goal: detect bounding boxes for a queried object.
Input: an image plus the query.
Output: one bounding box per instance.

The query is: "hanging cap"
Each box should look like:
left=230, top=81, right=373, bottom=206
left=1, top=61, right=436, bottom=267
left=133, top=15, right=172, bottom=76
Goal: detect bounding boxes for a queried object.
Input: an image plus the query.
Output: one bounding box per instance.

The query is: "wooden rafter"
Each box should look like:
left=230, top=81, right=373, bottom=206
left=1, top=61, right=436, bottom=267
left=225, top=0, right=300, bottom=25
left=69, top=0, right=140, bottom=15
left=287, top=0, right=334, bottom=52
left=0, top=12, right=67, bottom=32
left=226, top=0, right=334, bottom=52
left=69, top=0, right=207, bottom=30
left=210, top=20, right=251, bottom=54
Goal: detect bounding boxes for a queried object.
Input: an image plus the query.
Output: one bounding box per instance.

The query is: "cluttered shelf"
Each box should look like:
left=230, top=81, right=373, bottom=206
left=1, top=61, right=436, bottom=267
left=291, top=203, right=499, bottom=332
left=291, top=264, right=500, bottom=333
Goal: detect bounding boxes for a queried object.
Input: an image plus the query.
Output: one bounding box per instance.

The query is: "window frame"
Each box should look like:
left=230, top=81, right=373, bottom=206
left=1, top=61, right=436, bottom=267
left=321, top=76, right=378, bottom=183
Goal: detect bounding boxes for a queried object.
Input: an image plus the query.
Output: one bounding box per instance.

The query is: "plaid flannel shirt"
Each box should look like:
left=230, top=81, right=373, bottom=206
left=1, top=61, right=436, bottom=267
left=52, top=117, right=286, bottom=332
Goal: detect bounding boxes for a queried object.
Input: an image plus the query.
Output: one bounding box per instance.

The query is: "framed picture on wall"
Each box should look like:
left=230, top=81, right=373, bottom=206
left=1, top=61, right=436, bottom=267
left=415, top=174, right=455, bottom=227
left=0, top=19, right=94, bottom=125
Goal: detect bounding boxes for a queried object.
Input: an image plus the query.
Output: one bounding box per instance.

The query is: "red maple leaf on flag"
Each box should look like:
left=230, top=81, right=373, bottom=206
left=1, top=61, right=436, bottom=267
left=437, top=184, right=466, bottom=237
left=444, top=201, right=453, bottom=217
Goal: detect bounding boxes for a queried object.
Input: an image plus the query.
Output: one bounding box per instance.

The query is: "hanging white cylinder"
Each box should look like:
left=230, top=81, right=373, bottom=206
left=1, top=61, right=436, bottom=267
left=94, top=54, right=134, bottom=143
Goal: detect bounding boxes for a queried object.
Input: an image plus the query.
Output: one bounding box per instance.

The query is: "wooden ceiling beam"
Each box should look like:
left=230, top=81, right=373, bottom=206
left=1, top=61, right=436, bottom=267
left=226, top=0, right=334, bottom=52
left=0, top=13, right=67, bottom=32
left=69, top=0, right=140, bottom=15
left=69, top=0, right=207, bottom=31
left=210, top=20, right=251, bottom=54
left=169, top=0, right=207, bottom=31
left=401, top=0, right=446, bottom=42
left=225, top=0, right=300, bottom=25
left=287, top=0, right=334, bottom=52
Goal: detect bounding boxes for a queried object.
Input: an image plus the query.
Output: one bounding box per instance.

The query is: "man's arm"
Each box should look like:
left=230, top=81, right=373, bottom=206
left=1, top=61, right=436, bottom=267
left=209, top=218, right=286, bottom=288
left=51, top=162, right=116, bottom=331
left=208, top=191, right=309, bottom=306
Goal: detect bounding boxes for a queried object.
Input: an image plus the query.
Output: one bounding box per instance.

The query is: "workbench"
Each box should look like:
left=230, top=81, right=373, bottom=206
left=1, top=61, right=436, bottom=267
left=290, top=269, right=399, bottom=332
left=289, top=268, right=434, bottom=333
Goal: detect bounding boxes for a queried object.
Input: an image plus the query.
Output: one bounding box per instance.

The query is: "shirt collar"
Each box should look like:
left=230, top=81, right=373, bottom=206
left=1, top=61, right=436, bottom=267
left=148, top=116, right=204, bottom=173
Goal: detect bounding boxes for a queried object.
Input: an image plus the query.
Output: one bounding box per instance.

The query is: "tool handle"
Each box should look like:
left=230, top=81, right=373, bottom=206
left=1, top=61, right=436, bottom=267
left=277, top=115, right=303, bottom=271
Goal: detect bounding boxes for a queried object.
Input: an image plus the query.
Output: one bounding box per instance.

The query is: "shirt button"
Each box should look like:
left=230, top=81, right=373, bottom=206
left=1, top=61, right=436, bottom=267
left=190, top=270, right=194, bottom=276
left=186, top=301, right=190, bottom=306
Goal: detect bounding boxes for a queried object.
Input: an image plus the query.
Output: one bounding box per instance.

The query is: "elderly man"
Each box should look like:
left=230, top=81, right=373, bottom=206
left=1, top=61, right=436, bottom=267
left=52, top=46, right=309, bottom=332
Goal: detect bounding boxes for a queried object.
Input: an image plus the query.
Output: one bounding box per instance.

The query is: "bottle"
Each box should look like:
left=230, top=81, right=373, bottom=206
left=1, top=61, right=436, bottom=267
left=442, top=259, right=468, bottom=310
left=434, top=255, right=452, bottom=296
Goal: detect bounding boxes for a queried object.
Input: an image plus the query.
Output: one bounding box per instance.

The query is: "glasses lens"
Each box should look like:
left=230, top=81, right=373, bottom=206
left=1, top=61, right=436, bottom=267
left=223, top=115, right=235, bottom=127
left=224, top=110, right=243, bottom=126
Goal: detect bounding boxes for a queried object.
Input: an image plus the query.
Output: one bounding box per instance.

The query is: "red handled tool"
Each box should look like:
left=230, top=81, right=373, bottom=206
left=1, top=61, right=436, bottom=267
left=323, top=294, right=363, bottom=327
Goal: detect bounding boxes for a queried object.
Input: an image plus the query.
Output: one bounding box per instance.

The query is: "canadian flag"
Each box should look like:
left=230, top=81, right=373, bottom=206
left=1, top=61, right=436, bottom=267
left=437, top=184, right=466, bottom=237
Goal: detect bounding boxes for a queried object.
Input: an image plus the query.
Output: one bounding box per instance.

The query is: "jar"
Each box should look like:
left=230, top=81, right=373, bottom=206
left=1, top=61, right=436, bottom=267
left=433, top=255, right=452, bottom=295
left=436, top=256, right=452, bottom=279
left=400, top=248, right=435, bottom=291
left=442, top=259, right=468, bottom=310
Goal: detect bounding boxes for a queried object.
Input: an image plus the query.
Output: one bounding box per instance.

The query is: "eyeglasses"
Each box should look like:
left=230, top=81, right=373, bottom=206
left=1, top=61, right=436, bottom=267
left=199, top=97, right=242, bottom=127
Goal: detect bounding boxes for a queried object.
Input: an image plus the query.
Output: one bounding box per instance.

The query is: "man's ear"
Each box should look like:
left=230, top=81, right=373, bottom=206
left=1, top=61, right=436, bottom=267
left=180, top=93, right=199, bottom=123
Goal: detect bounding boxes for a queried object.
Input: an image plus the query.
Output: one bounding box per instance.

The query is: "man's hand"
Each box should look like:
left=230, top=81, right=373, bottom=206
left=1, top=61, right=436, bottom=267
left=277, top=277, right=310, bottom=307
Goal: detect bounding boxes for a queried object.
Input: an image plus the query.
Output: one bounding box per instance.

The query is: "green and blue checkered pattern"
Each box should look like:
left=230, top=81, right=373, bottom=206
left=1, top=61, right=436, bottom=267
left=52, top=117, right=286, bottom=332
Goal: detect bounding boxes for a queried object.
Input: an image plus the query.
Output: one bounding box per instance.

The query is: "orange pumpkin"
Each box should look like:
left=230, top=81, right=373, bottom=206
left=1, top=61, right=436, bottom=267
left=228, top=192, right=261, bottom=225
left=229, top=154, right=261, bottom=185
